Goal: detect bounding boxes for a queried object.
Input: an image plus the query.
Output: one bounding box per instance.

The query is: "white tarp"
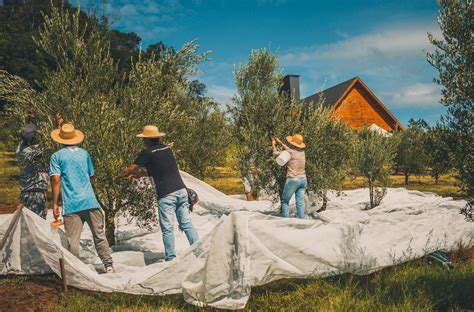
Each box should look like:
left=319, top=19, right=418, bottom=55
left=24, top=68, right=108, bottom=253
left=1, top=172, right=473, bottom=309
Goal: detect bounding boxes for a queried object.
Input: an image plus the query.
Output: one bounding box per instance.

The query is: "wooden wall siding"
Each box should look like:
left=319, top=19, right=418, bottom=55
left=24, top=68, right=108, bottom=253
left=335, top=85, right=394, bottom=131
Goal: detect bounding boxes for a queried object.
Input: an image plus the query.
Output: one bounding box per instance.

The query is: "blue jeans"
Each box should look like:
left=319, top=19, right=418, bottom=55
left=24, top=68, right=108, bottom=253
left=158, top=188, right=199, bottom=261
left=281, top=177, right=307, bottom=219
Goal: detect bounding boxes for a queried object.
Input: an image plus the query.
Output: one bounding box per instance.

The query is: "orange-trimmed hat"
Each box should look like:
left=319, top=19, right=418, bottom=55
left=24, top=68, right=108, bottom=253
left=286, top=134, right=305, bottom=148
left=136, top=125, right=166, bottom=138
left=51, top=123, right=84, bottom=145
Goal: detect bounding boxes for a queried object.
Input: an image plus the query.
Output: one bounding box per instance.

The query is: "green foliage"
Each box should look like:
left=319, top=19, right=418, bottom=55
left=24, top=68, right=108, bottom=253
left=231, top=48, right=301, bottom=199
left=424, top=122, right=453, bottom=183
left=427, top=0, right=474, bottom=197
left=394, top=119, right=429, bottom=185
left=303, top=106, right=355, bottom=204
left=232, top=48, right=359, bottom=206
left=352, top=129, right=397, bottom=209
left=0, top=4, right=228, bottom=244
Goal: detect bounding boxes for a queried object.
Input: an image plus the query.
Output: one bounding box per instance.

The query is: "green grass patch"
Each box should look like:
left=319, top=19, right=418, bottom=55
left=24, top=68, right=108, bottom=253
left=0, top=258, right=461, bottom=311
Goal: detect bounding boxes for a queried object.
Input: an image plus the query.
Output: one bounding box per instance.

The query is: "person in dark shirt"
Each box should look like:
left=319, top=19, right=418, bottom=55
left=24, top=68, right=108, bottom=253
left=119, top=125, right=199, bottom=261
left=16, top=119, right=49, bottom=219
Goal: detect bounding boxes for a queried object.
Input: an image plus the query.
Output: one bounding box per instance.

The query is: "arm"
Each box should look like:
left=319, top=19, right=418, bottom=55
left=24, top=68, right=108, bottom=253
left=51, top=175, right=61, bottom=220
left=115, top=164, right=148, bottom=179
left=55, top=113, right=64, bottom=129
left=272, top=138, right=281, bottom=156
left=275, top=137, right=291, bottom=151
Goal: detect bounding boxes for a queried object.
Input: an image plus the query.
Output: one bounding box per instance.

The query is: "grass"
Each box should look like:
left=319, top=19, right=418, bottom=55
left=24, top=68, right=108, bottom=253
left=0, top=151, right=20, bottom=205
left=203, top=164, right=465, bottom=199
left=1, top=255, right=472, bottom=311
left=0, top=151, right=472, bottom=311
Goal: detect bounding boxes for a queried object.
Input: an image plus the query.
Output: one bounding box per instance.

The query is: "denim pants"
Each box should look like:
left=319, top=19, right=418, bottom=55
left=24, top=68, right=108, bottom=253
left=158, top=188, right=199, bottom=261
left=281, top=177, right=307, bottom=219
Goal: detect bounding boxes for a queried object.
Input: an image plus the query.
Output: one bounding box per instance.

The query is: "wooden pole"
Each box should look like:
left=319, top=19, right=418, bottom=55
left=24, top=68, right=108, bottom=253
left=59, top=258, right=68, bottom=292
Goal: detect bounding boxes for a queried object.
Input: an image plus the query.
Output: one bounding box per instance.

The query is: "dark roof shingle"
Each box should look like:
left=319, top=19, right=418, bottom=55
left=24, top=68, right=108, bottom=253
left=303, top=77, right=357, bottom=107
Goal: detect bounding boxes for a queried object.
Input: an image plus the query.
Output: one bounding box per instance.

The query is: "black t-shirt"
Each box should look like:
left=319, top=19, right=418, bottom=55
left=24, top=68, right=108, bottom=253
left=133, top=144, right=186, bottom=200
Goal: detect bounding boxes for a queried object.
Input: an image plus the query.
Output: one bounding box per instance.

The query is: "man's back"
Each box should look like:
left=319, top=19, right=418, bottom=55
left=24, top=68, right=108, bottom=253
left=49, top=146, right=100, bottom=215
left=134, top=144, right=185, bottom=200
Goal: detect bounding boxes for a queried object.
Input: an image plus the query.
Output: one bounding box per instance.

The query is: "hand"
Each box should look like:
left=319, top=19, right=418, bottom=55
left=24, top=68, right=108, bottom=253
left=53, top=203, right=60, bottom=221
left=54, top=113, right=64, bottom=129
left=127, top=173, right=139, bottom=179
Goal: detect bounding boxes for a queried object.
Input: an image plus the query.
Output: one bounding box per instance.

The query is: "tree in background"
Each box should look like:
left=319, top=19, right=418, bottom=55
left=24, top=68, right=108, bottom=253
left=426, top=0, right=473, bottom=197
left=352, top=129, right=397, bottom=209
left=394, top=119, right=429, bottom=185
left=0, top=4, right=228, bottom=244
left=425, top=122, right=452, bottom=184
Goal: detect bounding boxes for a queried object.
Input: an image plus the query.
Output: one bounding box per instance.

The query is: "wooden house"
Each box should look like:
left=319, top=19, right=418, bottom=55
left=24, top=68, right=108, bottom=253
left=283, top=75, right=404, bottom=131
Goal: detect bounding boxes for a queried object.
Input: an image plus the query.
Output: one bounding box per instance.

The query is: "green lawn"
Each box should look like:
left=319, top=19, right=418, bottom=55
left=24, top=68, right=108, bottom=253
left=0, top=152, right=472, bottom=311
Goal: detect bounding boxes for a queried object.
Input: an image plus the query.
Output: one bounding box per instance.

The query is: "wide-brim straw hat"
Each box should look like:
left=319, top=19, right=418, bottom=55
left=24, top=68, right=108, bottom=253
left=51, top=123, right=84, bottom=145
left=137, top=125, right=166, bottom=138
left=286, top=134, right=305, bottom=148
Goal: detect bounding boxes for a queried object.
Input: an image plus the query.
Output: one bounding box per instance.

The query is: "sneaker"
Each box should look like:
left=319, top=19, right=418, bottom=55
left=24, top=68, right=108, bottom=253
left=105, top=266, right=115, bottom=274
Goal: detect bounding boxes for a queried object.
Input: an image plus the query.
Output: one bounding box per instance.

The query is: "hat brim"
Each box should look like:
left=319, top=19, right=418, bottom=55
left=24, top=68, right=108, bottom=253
left=51, top=129, right=84, bottom=145
left=286, top=135, right=306, bottom=149
left=136, top=133, right=166, bottom=138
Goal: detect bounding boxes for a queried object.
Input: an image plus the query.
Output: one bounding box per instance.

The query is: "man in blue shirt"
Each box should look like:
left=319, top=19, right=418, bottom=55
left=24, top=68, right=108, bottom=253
left=50, top=123, right=114, bottom=273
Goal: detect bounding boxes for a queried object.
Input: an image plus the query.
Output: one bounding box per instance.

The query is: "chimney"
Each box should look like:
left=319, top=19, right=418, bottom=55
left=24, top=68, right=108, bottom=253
left=282, top=75, right=300, bottom=101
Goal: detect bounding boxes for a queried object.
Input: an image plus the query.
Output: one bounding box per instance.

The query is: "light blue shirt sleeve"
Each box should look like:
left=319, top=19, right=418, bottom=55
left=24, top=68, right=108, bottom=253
left=49, top=153, right=61, bottom=176
left=86, top=151, right=95, bottom=177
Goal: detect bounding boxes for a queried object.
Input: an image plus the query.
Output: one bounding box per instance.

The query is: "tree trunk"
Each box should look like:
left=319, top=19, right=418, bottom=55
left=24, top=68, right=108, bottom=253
left=434, top=174, right=439, bottom=185
left=104, top=210, right=116, bottom=246
left=321, top=190, right=328, bottom=211
left=404, top=173, right=409, bottom=186
left=368, top=175, right=374, bottom=209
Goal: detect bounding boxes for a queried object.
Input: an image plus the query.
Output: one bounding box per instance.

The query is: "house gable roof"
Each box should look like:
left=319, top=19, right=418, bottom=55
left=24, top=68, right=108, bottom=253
left=303, top=77, right=357, bottom=108
left=303, top=77, right=404, bottom=130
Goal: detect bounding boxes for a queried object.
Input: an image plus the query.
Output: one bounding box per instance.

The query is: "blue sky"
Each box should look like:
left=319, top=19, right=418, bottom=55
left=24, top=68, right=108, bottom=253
left=101, top=0, right=445, bottom=126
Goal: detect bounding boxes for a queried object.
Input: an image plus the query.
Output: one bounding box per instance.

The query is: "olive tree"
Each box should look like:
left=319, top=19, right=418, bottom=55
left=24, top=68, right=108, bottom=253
left=394, top=120, right=429, bottom=185
left=425, top=122, right=453, bottom=184
left=352, top=129, right=398, bottom=209
left=426, top=0, right=473, bottom=197
left=0, top=4, right=227, bottom=244
left=230, top=48, right=305, bottom=200
left=231, top=48, right=356, bottom=209
left=302, top=105, right=355, bottom=210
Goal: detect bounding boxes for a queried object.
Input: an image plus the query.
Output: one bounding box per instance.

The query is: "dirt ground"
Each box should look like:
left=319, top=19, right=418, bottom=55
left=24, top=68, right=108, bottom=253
left=0, top=204, right=17, bottom=214
left=0, top=275, right=66, bottom=311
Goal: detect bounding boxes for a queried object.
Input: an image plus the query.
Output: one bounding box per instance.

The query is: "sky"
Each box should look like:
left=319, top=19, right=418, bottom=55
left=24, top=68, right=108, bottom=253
left=99, top=0, right=445, bottom=126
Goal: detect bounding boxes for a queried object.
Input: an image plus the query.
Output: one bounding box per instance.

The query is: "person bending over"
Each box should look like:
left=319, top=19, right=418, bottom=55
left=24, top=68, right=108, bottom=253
left=119, top=125, right=199, bottom=261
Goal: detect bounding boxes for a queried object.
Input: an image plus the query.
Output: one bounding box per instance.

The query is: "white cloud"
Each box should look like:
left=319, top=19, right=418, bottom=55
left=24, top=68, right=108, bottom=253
left=281, top=24, right=441, bottom=65
left=104, top=0, right=187, bottom=42
left=389, top=83, right=441, bottom=107
left=206, top=85, right=236, bottom=105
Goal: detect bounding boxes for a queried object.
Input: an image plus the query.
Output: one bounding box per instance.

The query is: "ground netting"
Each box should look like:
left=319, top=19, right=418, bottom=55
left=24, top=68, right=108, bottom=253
left=1, top=172, right=472, bottom=309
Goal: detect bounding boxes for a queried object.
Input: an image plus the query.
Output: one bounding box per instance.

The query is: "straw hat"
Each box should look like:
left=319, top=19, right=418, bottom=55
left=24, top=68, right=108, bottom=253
left=136, top=125, right=166, bottom=138
left=286, top=134, right=305, bottom=148
left=51, top=123, right=84, bottom=145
